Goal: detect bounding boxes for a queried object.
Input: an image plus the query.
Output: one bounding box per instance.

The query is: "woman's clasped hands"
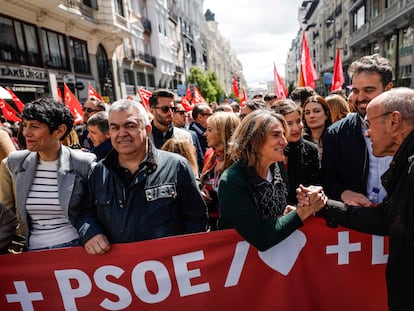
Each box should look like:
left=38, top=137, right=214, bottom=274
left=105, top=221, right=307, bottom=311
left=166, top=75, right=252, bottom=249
left=295, top=184, right=327, bottom=221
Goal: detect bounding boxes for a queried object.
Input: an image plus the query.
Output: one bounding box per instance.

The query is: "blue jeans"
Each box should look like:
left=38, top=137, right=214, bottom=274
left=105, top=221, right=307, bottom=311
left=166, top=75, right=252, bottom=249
left=30, top=239, right=80, bottom=251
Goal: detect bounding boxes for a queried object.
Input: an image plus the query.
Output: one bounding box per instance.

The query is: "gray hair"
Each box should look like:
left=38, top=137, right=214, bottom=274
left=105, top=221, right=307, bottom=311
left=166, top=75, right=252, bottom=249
left=380, top=87, right=414, bottom=127
left=109, top=99, right=150, bottom=126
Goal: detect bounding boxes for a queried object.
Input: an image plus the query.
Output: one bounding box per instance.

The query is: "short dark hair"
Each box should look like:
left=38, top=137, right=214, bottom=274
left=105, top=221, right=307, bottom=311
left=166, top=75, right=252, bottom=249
left=191, top=103, right=210, bottom=119
left=348, top=54, right=393, bottom=87
left=149, top=89, right=175, bottom=107
left=22, top=98, right=74, bottom=140
left=264, top=93, right=278, bottom=101
left=85, top=97, right=107, bottom=111
left=244, top=99, right=266, bottom=111
left=290, top=87, right=316, bottom=106
left=87, top=111, right=109, bottom=134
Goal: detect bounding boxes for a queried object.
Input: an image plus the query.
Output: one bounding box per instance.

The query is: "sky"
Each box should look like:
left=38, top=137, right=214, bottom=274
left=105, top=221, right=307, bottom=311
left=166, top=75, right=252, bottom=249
left=202, top=0, right=303, bottom=88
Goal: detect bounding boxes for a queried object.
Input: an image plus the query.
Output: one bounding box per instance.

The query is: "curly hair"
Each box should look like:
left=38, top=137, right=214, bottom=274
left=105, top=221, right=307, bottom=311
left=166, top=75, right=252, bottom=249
left=348, top=54, right=393, bottom=87
left=22, top=98, right=74, bottom=141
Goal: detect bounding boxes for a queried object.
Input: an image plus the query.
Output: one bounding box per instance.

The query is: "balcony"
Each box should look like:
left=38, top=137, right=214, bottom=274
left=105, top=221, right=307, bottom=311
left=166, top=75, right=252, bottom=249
left=60, top=0, right=95, bottom=21
left=138, top=52, right=157, bottom=67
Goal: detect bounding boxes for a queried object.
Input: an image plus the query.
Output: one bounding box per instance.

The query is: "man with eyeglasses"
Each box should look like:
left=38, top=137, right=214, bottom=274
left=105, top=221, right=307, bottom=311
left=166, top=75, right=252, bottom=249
left=189, top=103, right=212, bottom=154
left=307, top=87, right=414, bottom=310
left=173, top=101, right=204, bottom=173
left=76, top=97, right=107, bottom=150
left=148, top=89, right=193, bottom=149
left=321, top=54, right=393, bottom=206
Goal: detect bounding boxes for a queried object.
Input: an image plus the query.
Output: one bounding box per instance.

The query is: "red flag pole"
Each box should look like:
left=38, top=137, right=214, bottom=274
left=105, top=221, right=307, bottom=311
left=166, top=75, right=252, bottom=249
left=331, top=48, right=344, bottom=92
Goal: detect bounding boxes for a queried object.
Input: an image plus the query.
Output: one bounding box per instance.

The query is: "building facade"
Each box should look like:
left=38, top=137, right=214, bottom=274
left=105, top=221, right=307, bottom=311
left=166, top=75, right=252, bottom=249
left=0, top=0, right=244, bottom=105
left=286, top=0, right=414, bottom=95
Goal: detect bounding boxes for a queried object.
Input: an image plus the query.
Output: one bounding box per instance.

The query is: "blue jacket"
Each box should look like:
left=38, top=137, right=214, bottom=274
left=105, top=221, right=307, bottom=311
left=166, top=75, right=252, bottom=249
left=75, top=142, right=208, bottom=244
left=321, top=113, right=368, bottom=200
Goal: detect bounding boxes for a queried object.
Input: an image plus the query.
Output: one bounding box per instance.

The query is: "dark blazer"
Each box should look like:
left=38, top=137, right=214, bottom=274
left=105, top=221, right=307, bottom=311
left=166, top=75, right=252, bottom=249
left=321, top=113, right=368, bottom=200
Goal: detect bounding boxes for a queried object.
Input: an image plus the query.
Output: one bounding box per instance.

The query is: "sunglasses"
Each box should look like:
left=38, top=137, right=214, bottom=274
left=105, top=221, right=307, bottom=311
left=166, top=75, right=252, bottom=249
left=175, top=110, right=186, bottom=115
left=82, top=107, right=100, bottom=113
left=154, top=106, right=176, bottom=113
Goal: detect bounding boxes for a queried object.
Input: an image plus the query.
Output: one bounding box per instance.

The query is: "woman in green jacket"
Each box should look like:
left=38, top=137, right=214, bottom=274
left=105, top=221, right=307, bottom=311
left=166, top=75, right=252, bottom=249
left=218, top=109, right=326, bottom=251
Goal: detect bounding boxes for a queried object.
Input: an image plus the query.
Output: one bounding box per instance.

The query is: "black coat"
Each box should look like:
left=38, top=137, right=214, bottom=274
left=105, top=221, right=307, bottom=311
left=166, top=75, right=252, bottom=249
left=321, top=113, right=368, bottom=200
left=322, top=131, right=414, bottom=310
left=284, top=138, right=320, bottom=204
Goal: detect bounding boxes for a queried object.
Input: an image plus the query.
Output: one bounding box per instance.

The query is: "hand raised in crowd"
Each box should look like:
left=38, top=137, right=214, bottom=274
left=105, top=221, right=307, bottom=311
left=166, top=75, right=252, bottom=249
left=84, top=234, right=111, bottom=255
left=295, top=185, right=327, bottom=221
left=340, top=190, right=371, bottom=207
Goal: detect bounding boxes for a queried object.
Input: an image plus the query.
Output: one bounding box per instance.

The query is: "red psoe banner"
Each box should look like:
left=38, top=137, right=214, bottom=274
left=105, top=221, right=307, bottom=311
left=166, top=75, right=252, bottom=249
left=0, top=218, right=388, bottom=311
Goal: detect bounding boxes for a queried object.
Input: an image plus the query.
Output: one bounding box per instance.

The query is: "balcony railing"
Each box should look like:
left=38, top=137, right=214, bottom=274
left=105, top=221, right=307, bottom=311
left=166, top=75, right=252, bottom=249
left=138, top=52, right=157, bottom=67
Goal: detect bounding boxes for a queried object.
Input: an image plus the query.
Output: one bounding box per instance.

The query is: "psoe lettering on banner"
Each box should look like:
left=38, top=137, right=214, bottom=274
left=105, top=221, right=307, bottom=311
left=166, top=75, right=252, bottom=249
left=326, top=232, right=389, bottom=265
left=54, top=250, right=211, bottom=310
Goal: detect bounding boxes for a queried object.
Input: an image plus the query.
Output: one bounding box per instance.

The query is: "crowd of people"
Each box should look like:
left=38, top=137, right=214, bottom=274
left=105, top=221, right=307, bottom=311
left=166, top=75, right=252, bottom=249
left=0, top=53, right=413, bottom=310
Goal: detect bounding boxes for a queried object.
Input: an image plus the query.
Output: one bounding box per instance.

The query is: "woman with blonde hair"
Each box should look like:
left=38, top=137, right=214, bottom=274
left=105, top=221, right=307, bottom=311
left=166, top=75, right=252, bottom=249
left=325, top=94, right=350, bottom=123
left=161, top=137, right=199, bottom=178
left=218, top=109, right=326, bottom=250
left=201, top=111, right=240, bottom=230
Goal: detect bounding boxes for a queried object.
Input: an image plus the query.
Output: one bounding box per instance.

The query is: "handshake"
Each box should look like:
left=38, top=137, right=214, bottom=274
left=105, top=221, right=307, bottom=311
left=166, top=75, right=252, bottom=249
left=296, top=185, right=347, bottom=227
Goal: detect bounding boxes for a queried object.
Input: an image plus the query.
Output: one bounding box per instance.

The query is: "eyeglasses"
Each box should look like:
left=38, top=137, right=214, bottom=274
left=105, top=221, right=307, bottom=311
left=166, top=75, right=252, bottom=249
left=363, top=111, right=392, bottom=129
left=82, top=107, right=100, bottom=113
left=154, top=106, right=177, bottom=113
left=175, top=110, right=186, bottom=115
left=201, top=113, right=213, bottom=117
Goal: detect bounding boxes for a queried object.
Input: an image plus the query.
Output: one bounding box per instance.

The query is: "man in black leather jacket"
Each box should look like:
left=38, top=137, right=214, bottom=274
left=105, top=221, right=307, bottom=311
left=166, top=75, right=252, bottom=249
left=302, top=88, right=414, bottom=310
left=75, top=99, right=208, bottom=254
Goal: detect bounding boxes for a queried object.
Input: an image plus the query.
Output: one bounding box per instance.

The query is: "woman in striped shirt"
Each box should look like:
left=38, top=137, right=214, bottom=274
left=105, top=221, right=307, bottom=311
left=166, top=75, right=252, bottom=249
left=0, top=98, right=96, bottom=251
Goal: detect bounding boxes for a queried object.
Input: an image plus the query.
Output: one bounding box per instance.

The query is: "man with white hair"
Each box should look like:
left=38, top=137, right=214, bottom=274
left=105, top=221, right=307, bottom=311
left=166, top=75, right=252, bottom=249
left=75, top=99, right=208, bottom=255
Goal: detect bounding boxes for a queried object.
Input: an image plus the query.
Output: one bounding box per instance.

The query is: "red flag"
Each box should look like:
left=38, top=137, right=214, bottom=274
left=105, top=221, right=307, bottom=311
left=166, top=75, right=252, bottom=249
left=185, top=84, right=192, bottom=102
left=56, top=84, right=63, bottom=103
left=137, top=88, right=152, bottom=108
left=63, top=83, right=83, bottom=124
left=232, top=75, right=240, bottom=98
left=298, top=32, right=318, bottom=89
left=181, top=98, right=193, bottom=112
left=0, top=98, right=21, bottom=122
left=331, top=48, right=345, bottom=92
left=192, top=86, right=205, bottom=105
left=240, top=88, right=247, bottom=107
left=5, top=87, right=24, bottom=114
left=88, top=83, right=104, bottom=102
left=273, top=63, right=287, bottom=99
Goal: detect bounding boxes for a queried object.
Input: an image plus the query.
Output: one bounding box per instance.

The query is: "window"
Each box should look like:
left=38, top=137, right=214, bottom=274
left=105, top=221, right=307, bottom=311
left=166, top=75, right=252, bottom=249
left=69, top=38, right=90, bottom=74
left=353, top=5, right=366, bottom=31
left=115, top=0, right=124, bottom=17
left=136, top=72, right=146, bottom=86
left=41, top=29, right=69, bottom=70
left=0, top=15, right=41, bottom=66
left=83, top=0, right=98, bottom=9
left=124, top=69, right=134, bottom=85
left=148, top=74, right=155, bottom=88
